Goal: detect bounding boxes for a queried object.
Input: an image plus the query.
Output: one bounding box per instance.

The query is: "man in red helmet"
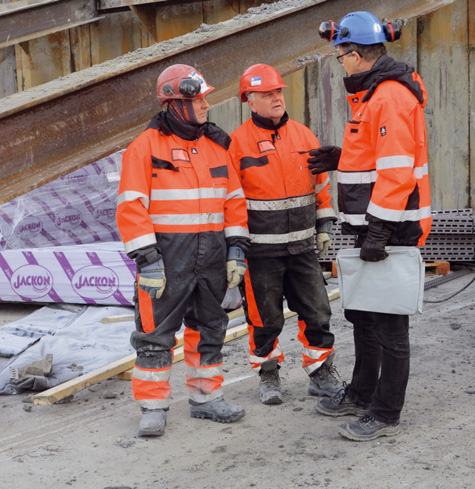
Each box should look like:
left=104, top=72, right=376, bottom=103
left=228, top=63, right=340, bottom=406
left=116, top=64, right=250, bottom=436
left=313, top=11, right=432, bottom=441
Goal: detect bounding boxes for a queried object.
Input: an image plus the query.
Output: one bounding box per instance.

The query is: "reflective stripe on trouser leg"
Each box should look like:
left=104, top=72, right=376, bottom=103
left=242, top=257, right=286, bottom=368
left=184, top=326, right=224, bottom=403
left=132, top=364, right=172, bottom=410
left=298, top=318, right=335, bottom=374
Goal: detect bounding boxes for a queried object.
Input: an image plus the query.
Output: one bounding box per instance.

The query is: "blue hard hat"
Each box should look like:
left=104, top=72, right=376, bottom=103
left=333, top=11, right=387, bottom=46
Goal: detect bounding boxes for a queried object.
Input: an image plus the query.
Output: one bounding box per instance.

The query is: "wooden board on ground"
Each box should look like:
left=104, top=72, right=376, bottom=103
left=32, top=289, right=339, bottom=404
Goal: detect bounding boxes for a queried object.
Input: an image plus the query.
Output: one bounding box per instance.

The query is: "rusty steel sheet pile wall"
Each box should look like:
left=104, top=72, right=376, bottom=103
left=0, top=0, right=456, bottom=206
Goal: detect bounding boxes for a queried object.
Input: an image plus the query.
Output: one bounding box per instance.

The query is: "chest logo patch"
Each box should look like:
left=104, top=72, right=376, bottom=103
left=380, top=126, right=387, bottom=137
left=171, top=148, right=190, bottom=161
left=258, top=140, right=276, bottom=153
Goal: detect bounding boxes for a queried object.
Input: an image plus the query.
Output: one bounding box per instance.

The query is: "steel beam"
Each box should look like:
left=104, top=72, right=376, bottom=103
left=0, top=0, right=102, bottom=49
left=0, top=0, right=453, bottom=204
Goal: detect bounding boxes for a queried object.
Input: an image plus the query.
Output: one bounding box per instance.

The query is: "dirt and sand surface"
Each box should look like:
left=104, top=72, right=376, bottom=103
left=0, top=270, right=474, bottom=489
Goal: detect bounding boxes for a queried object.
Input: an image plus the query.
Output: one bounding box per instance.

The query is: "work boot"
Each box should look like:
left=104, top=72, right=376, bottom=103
left=315, top=383, right=368, bottom=417
left=338, top=414, right=401, bottom=441
left=308, top=352, right=341, bottom=397
left=259, top=359, right=283, bottom=405
left=189, top=396, right=245, bottom=423
left=138, top=408, right=167, bottom=437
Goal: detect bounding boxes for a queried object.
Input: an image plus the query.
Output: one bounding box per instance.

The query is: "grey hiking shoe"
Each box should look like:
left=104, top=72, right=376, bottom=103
left=308, top=353, right=341, bottom=397
left=190, top=396, right=245, bottom=423
left=259, top=359, right=283, bottom=405
left=338, top=414, right=401, bottom=441
left=315, top=383, right=368, bottom=417
left=138, top=409, right=167, bottom=437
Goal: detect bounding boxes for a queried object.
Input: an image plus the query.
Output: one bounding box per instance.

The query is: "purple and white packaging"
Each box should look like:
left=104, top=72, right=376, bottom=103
left=0, top=243, right=135, bottom=306
left=0, top=151, right=123, bottom=250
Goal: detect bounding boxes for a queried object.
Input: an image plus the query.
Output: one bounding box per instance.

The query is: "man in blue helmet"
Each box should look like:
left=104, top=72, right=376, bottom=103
left=311, top=11, right=432, bottom=441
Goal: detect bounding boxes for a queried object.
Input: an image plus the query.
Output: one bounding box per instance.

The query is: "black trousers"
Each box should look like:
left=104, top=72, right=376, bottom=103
left=345, top=309, right=410, bottom=424
left=241, top=251, right=334, bottom=371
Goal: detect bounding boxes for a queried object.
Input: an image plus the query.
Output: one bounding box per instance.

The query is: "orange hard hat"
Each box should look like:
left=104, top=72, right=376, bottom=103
left=157, top=64, right=214, bottom=103
left=239, top=64, right=288, bottom=102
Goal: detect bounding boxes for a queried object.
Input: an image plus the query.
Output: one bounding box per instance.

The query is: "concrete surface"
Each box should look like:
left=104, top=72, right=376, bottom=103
left=0, top=271, right=474, bottom=489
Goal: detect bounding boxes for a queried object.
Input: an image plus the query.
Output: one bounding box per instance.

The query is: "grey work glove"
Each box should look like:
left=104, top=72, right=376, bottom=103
left=226, top=246, right=247, bottom=289
left=360, top=226, right=392, bottom=262
left=307, top=146, right=341, bottom=174
left=316, top=232, right=332, bottom=258
left=138, top=259, right=166, bottom=299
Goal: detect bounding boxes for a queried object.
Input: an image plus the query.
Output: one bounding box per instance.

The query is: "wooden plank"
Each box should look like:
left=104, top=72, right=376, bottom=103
left=32, top=288, right=340, bottom=403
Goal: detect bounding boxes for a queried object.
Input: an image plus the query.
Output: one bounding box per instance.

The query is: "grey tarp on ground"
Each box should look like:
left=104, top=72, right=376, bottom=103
left=0, top=305, right=136, bottom=394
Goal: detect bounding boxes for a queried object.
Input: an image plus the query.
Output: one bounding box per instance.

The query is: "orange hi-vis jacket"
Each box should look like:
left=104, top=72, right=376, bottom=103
left=116, top=118, right=249, bottom=256
left=338, top=74, right=432, bottom=246
left=229, top=115, right=337, bottom=258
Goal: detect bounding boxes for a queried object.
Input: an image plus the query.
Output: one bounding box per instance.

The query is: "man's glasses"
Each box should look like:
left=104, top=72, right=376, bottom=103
left=336, top=51, right=354, bottom=64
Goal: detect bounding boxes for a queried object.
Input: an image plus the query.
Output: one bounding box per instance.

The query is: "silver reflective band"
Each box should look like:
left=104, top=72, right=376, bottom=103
left=151, top=213, right=225, bottom=225
left=226, top=188, right=246, bottom=200
left=186, top=365, right=222, bottom=379
left=413, top=163, right=429, bottom=179
left=247, top=194, right=314, bottom=211
left=224, top=226, right=250, bottom=238
left=376, top=155, right=414, bottom=170
left=367, top=202, right=432, bottom=222
left=315, top=176, right=330, bottom=194
left=338, top=171, right=377, bottom=185
left=118, top=190, right=150, bottom=209
left=339, top=212, right=368, bottom=226
left=124, top=233, right=157, bottom=254
left=151, top=187, right=227, bottom=200
left=133, top=367, right=171, bottom=382
left=250, top=227, right=315, bottom=244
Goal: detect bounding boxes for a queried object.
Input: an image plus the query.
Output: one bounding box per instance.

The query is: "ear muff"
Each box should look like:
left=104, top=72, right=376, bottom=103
left=319, top=21, right=337, bottom=41
left=383, top=21, right=402, bottom=42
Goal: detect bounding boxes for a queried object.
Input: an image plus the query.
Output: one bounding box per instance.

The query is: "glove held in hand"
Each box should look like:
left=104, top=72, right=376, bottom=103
left=138, top=259, right=166, bottom=299
left=226, top=246, right=247, bottom=289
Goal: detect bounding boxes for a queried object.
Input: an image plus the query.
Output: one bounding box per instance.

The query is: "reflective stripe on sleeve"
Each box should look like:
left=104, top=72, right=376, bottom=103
left=151, top=187, right=227, bottom=201
left=226, top=188, right=246, bottom=200
left=224, top=226, right=250, bottom=238
left=124, top=233, right=157, bottom=254
left=315, top=176, right=330, bottom=194
left=376, top=155, right=414, bottom=170
left=338, top=171, right=377, bottom=184
left=250, top=227, right=315, bottom=244
left=316, top=207, right=337, bottom=219
left=246, top=194, right=314, bottom=211
left=413, top=163, right=429, bottom=179
left=151, top=213, right=225, bottom=226
left=118, top=190, right=150, bottom=210
left=367, top=202, right=432, bottom=222
left=339, top=212, right=368, bottom=226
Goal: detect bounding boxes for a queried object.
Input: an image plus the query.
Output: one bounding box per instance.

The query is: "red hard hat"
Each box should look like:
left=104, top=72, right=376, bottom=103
left=156, top=64, right=214, bottom=103
left=239, top=64, right=288, bottom=102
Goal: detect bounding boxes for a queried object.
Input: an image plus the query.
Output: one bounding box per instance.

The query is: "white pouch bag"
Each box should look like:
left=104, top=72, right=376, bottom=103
left=336, top=246, right=424, bottom=315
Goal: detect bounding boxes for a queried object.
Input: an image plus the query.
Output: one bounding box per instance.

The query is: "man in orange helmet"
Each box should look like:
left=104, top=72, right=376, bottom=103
left=116, top=64, right=250, bottom=436
left=228, top=63, right=340, bottom=406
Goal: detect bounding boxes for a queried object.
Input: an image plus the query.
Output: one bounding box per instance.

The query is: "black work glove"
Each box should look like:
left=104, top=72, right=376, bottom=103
left=360, top=225, right=392, bottom=262
left=307, top=146, right=341, bottom=174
